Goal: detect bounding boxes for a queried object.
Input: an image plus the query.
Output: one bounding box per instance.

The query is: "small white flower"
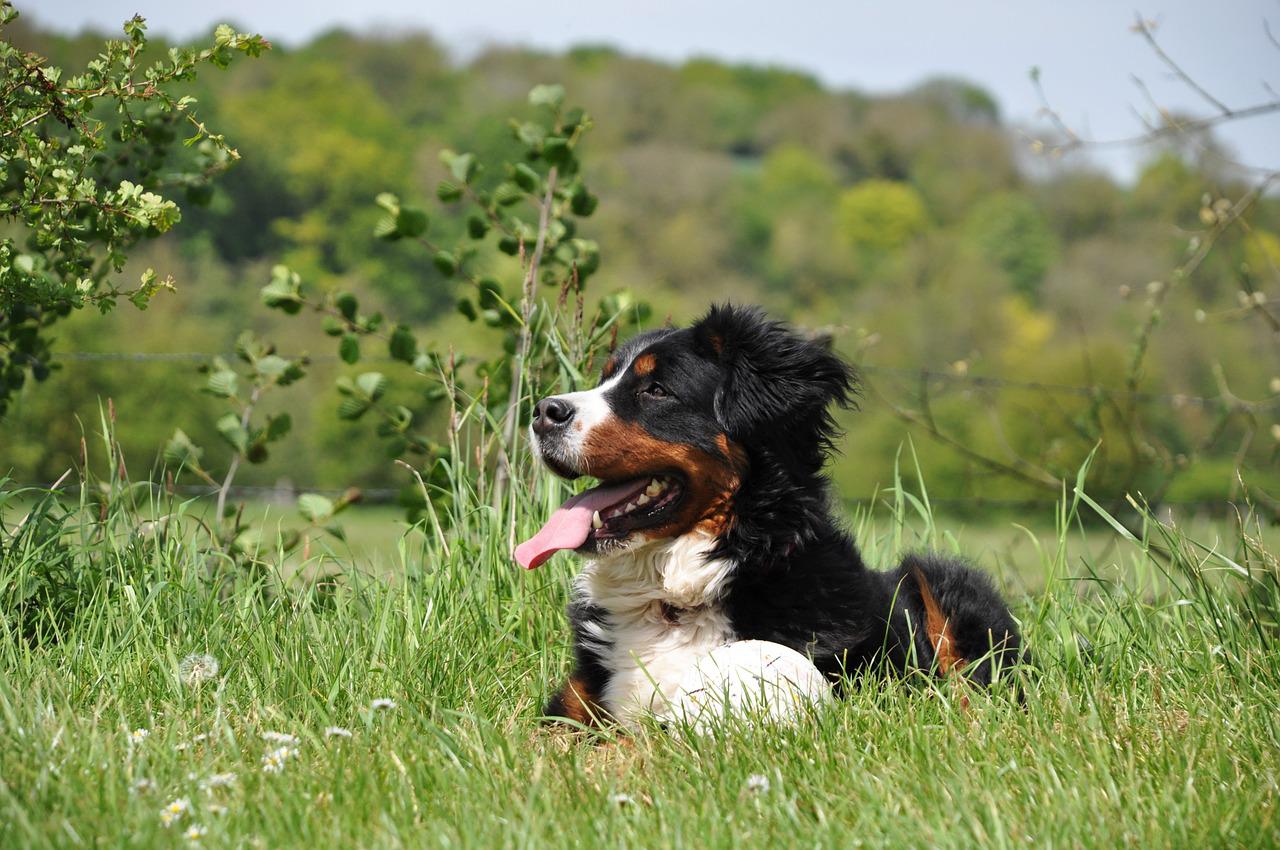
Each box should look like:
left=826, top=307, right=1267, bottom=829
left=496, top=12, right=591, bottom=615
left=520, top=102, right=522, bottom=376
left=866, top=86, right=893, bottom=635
left=131, top=777, right=154, bottom=794
left=208, top=804, right=228, bottom=817
left=745, top=773, right=771, bottom=794
left=183, top=824, right=207, bottom=841
left=370, top=698, right=397, bottom=711
left=324, top=726, right=353, bottom=739
left=608, top=793, right=635, bottom=806
left=261, top=731, right=300, bottom=745
left=175, top=733, right=209, bottom=752
left=261, top=746, right=297, bottom=774
left=128, top=728, right=150, bottom=745
left=160, top=797, right=190, bottom=827
left=178, top=654, right=220, bottom=687
left=200, top=772, right=236, bottom=791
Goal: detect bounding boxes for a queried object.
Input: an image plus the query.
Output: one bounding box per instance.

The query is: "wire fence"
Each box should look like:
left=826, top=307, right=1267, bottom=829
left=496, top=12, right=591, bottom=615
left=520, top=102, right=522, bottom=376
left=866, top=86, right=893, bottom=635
left=11, top=348, right=1274, bottom=513
left=54, top=349, right=1280, bottom=411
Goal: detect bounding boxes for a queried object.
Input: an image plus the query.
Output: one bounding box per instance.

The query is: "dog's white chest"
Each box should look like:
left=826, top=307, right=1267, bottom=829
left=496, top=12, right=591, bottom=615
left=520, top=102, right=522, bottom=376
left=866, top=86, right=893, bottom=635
left=575, top=532, right=738, bottom=726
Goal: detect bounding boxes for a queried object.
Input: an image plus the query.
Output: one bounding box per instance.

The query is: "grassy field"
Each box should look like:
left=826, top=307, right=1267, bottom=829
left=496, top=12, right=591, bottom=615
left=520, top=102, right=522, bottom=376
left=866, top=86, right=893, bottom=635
left=2, top=473, right=1279, bottom=849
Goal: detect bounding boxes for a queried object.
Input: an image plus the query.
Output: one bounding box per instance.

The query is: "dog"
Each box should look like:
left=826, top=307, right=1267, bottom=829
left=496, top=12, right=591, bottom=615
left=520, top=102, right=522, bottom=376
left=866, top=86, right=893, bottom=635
left=516, top=304, right=1025, bottom=728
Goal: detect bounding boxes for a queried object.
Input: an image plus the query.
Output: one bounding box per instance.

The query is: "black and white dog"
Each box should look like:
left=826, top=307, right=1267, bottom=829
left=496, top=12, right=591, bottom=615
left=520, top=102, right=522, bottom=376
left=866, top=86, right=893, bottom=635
left=516, top=304, right=1024, bottom=727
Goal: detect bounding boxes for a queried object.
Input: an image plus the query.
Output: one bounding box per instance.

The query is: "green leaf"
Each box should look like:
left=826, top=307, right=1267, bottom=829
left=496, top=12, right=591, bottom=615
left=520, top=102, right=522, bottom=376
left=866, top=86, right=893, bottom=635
left=337, top=396, right=370, bottom=420
left=206, top=369, right=238, bottom=398
left=477, top=279, right=504, bottom=310
left=437, top=181, right=463, bottom=202
left=396, top=206, right=429, bottom=238
left=512, top=163, right=540, bottom=192
left=528, top=83, right=566, bottom=109
left=216, top=412, right=249, bottom=454
left=439, top=149, right=478, bottom=184
left=570, top=185, right=598, bottom=217
left=432, top=251, right=458, bottom=277
left=456, top=297, right=478, bottom=321
left=163, top=429, right=204, bottom=469
left=322, top=316, right=345, bottom=336
left=339, top=334, right=360, bottom=364
left=265, top=412, right=292, bottom=442
left=261, top=265, right=304, bottom=313
left=373, top=214, right=400, bottom=241
left=335, top=292, right=358, bottom=321
left=298, top=493, right=335, bottom=523
left=493, top=182, right=524, bottom=206
left=466, top=214, right=490, bottom=239
left=389, top=325, right=417, bottom=363
left=356, top=371, right=388, bottom=401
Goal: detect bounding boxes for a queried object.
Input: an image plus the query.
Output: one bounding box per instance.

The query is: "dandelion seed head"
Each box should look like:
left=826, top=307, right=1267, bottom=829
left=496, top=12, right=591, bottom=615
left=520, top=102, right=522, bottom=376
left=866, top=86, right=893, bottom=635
left=178, top=654, right=220, bottom=687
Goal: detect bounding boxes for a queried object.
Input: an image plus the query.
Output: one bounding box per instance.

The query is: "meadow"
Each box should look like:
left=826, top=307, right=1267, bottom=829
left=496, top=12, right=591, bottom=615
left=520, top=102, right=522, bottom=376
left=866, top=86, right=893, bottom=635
left=2, top=447, right=1278, bottom=850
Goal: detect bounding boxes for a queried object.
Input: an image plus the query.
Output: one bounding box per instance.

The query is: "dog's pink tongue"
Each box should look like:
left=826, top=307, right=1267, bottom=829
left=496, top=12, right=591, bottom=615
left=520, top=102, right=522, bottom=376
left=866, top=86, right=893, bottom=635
left=514, top=479, right=648, bottom=570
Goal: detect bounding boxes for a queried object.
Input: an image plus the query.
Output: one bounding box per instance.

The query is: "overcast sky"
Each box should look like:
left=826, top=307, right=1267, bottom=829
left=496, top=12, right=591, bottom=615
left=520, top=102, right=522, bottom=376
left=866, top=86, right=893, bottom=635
left=27, top=0, right=1280, bottom=181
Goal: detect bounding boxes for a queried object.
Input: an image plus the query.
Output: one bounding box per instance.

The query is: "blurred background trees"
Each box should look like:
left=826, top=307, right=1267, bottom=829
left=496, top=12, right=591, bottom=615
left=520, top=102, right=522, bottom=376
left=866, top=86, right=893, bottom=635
left=2, top=11, right=1277, bottom=518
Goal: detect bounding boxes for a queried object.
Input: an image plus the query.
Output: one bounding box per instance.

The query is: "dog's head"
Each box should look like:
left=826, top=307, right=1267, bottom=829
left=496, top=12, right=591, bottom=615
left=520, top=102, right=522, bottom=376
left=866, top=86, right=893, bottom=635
left=514, top=304, right=856, bottom=569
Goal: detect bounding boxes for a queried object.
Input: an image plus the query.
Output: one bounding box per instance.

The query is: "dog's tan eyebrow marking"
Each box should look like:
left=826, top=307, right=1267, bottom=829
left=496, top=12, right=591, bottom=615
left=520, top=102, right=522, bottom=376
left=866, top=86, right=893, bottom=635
left=633, top=353, right=657, bottom=376
left=601, top=355, right=619, bottom=379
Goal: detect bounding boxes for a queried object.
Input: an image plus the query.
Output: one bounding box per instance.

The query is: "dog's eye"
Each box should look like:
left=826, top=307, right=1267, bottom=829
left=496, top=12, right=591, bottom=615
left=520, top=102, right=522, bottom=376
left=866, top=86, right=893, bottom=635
left=641, top=382, right=669, bottom=399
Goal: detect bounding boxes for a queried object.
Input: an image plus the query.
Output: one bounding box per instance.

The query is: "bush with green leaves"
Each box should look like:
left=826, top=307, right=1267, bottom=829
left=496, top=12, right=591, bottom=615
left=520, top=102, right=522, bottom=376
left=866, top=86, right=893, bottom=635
left=164, top=332, right=357, bottom=561
left=262, top=84, right=650, bottom=519
left=0, top=3, right=266, bottom=414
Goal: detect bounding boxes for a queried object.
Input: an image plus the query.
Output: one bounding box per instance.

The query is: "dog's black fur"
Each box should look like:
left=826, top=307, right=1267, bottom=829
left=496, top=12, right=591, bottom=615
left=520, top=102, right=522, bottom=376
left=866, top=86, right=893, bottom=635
left=537, top=304, right=1025, bottom=723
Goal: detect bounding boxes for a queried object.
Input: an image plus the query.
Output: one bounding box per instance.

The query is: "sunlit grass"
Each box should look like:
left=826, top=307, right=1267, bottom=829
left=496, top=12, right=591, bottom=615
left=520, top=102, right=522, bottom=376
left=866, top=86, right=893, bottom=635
left=1, top=465, right=1278, bottom=848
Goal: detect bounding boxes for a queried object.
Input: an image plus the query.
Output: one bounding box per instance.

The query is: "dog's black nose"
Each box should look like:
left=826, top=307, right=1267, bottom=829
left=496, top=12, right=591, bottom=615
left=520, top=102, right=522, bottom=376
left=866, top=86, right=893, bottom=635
left=532, top=396, right=575, bottom=435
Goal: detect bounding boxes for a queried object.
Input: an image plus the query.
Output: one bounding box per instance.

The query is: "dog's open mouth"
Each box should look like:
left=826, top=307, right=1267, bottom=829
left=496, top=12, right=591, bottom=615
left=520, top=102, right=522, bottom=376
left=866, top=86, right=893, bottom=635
left=514, top=474, right=684, bottom=569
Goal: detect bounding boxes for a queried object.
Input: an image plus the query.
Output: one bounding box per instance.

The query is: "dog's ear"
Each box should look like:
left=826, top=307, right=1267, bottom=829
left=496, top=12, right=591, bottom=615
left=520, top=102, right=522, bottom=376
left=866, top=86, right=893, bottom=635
left=692, top=303, right=857, bottom=448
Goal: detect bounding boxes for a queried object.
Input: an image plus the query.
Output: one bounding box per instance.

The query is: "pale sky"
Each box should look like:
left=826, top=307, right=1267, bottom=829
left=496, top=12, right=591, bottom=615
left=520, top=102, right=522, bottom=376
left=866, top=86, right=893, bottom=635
left=26, top=0, right=1280, bottom=181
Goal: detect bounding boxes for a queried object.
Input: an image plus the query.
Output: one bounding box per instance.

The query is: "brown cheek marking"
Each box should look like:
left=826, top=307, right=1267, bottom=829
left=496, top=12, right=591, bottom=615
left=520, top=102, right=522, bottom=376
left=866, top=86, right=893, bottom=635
left=633, top=353, right=656, bottom=376
left=582, top=420, right=744, bottom=539
left=555, top=676, right=604, bottom=727
left=913, top=567, right=968, bottom=677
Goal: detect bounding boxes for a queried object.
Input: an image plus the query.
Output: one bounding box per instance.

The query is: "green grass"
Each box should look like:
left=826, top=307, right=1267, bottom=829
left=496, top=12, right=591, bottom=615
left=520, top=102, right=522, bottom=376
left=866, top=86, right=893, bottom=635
left=2, top=471, right=1279, bottom=849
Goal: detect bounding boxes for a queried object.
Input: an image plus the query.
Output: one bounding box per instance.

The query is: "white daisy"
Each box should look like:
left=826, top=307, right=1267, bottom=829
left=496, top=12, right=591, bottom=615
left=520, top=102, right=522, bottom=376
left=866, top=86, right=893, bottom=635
left=324, top=726, right=353, bottom=739
left=128, top=728, right=150, bottom=745
left=261, top=731, right=300, bottom=745
left=370, top=698, right=397, bottom=711
left=261, top=745, right=297, bottom=774
left=160, top=797, right=190, bottom=827
left=200, top=772, right=236, bottom=791
left=608, top=793, right=635, bottom=806
left=131, top=777, right=154, bottom=794
left=183, top=824, right=207, bottom=841
left=178, top=654, right=220, bottom=687
left=745, top=773, right=771, bottom=794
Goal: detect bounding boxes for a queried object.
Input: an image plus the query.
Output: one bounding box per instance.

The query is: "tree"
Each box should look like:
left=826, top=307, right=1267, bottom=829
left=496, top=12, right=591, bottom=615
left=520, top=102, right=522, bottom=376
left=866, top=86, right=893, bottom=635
left=0, top=3, right=266, bottom=414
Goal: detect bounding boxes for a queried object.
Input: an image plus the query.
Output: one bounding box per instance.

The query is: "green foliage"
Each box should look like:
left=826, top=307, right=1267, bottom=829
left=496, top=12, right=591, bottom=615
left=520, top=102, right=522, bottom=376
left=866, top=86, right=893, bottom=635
left=261, top=84, right=650, bottom=518
left=0, top=4, right=266, bottom=414
left=964, top=193, right=1058, bottom=299
left=837, top=179, right=929, bottom=254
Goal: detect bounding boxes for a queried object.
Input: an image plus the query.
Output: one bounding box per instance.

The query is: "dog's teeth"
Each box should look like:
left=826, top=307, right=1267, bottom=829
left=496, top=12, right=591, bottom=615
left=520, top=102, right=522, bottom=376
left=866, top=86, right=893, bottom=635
left=592, top=511, right=603, bottom=529
left=636, top=493, right=650, bottom=506
left=645, top=479, right=662, bottom=496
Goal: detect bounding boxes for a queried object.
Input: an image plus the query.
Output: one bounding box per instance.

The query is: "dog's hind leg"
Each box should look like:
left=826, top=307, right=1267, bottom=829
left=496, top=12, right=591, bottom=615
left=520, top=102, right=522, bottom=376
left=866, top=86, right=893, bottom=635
left=897, top=553, right=1026, bottom=687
